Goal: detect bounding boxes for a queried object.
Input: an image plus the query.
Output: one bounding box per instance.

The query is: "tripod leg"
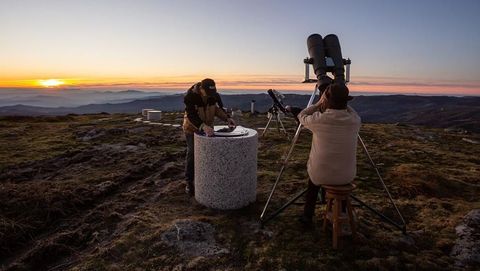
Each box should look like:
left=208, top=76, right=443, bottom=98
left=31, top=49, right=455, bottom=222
left=259, top=85, right=319, bottom=224
left=350, top=194, right=405, bottom=233
left=351, top=135, right=407, bottom=233
left=260, top=122, right=303, bottom=221
left=262, top=114, right=273, bottom=137
left=275, top=114, right=281, bottom=132
left=261, top=188, right=308, bottom=226
left=278, top=116, right=288, bottom=135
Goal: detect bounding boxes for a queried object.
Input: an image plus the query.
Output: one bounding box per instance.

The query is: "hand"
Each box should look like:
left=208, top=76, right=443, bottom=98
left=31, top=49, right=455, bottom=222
left=203, top=125, right=214, bottom=137
left=227, top=118, right=236, bottom=128
left=316, top=93, right=328, bottom=112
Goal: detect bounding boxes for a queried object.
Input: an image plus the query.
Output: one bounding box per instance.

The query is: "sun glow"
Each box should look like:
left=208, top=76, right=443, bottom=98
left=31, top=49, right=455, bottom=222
left=38, top=79, right=64, bottom=87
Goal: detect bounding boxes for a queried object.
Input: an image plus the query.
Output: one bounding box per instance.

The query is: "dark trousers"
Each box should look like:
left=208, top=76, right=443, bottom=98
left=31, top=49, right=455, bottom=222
left=185, top=133, right=194, bottom=186
left=304, top=179, right=326, bottom=219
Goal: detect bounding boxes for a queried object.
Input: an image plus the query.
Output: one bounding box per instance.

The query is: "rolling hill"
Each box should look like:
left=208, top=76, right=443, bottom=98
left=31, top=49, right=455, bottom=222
left=0, top=94, right=478, bottom=132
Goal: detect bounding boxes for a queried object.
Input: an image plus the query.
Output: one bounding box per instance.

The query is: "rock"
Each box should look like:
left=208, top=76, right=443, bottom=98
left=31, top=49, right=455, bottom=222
left=94, top=144, right=140, bottom=153
left=124, top=145, right=140, bottom=152
left=70, top=151, right=95, bottom=163
left=129, top=126, right=151, bottom=134
left=176, top=223, right=210, bottom=242
left=461, top=138, right=479, bottom=144
left=451, top=209, right=480, bottom=268
left=258, top=229, right=274, bottom=239
left=415, top=135, right=426, bottom=141
left=408, top=229, right=425, bottom=236
left=242, top=221, right=274, bottom=239
left=392, top=234, right=417, bottom=253
left=106, top=128, right=128, bottom=135
left=398, top=234, right=416, bottom=246
left=186, top=256, right=207, bottom=269
left=444, top=127, right=468, bottom=134
left=78, top=128, right=106, bottom=141
left=161, top=219, right=229, bottom=258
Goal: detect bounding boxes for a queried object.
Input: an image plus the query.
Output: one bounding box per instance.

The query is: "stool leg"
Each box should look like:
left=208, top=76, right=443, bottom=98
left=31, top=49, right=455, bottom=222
left=323, top=198, right=332, bottom=232
left=333, top=198, right=341, bottom=249
left=346, top=199, right=356, bottom=239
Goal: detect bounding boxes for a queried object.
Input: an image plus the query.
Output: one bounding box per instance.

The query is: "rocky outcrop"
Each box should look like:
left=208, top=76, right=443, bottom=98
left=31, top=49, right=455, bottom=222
left=161, top=220, right=229, bottom=258
left=451, top=209, right=480, bottom=268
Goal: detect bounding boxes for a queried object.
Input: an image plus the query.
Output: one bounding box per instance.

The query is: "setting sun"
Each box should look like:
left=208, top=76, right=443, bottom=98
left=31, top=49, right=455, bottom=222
left=39, top=79, right=64, bottom=88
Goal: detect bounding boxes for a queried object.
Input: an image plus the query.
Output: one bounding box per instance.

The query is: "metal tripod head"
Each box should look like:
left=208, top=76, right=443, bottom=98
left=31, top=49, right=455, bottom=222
left=301, top=57, right=351, bottom=109
left=303, top=57, right=352, bottom=83
left=303, top=57, right=351, bottom=83
left=262, top=90, right=290, bottom=139
left=268, top=104, right=281, bottom=114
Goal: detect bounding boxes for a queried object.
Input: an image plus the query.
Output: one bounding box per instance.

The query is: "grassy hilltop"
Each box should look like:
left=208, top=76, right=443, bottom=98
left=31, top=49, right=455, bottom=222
left=0, top=113, right=479, bottom=270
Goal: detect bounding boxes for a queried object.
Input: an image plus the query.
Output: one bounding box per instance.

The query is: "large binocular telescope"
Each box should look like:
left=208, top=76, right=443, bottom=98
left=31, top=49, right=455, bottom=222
left=306, top=34, right=346, bottom=85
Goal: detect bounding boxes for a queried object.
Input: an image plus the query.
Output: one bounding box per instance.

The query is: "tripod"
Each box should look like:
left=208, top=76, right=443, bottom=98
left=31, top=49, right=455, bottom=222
left=261, top=105, right=289, bottom=139
left=259, top=57, right=407, bottom=233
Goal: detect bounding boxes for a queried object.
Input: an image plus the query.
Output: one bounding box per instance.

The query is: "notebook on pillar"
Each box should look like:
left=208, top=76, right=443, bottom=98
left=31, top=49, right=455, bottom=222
left=214, top=125, right=249, bottom=137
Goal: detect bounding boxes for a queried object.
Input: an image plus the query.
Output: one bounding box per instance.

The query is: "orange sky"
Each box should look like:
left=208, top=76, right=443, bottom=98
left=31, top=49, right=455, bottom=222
left=1, top=75, right=478, bottom=96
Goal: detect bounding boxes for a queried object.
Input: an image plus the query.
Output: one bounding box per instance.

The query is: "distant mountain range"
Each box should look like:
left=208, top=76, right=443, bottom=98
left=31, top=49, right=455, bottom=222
left=0, top=94, right=479, bottom=132
left=0, top=89, right=166, bottom=107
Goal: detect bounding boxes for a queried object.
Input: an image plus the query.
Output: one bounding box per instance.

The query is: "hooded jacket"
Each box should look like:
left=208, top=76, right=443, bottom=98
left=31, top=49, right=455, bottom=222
left=183, top=83, right=229, bottom=134
left=298, top=104, right=361, bottom=185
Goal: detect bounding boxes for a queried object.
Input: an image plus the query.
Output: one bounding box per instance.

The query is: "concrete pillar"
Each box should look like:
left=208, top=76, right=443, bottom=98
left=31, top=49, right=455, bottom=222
left=194, top=127, right=257, bottom=209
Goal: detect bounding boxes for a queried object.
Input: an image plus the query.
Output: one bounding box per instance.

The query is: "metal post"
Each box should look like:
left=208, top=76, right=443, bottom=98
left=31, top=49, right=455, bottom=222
left=346, top=58, right=351, bottom=83
left=305, top=62, right=310, bottom=82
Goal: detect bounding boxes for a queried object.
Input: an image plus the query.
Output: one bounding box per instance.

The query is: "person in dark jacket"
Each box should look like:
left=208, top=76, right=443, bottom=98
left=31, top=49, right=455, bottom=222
left=182, top=78, right=236, bottom=196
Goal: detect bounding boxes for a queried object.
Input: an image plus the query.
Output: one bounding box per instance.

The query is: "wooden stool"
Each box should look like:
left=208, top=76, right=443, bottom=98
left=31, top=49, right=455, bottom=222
left=322, top=183, right=356, bottom=249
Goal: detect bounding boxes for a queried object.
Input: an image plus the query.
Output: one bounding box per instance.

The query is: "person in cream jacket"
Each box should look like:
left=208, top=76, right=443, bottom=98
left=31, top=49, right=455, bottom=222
left=296, top=83, right=361, bottom=225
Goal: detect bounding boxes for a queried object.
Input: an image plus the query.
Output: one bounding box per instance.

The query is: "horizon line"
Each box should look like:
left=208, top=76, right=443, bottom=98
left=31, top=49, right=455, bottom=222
left=1, top=87, right=479, bottom=98
left=1, top=75, right=479, bottom=96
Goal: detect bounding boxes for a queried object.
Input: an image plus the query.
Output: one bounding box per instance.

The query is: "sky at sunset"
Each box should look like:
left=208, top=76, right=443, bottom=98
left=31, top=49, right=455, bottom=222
left=1, top=0, right=479, bottom=95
